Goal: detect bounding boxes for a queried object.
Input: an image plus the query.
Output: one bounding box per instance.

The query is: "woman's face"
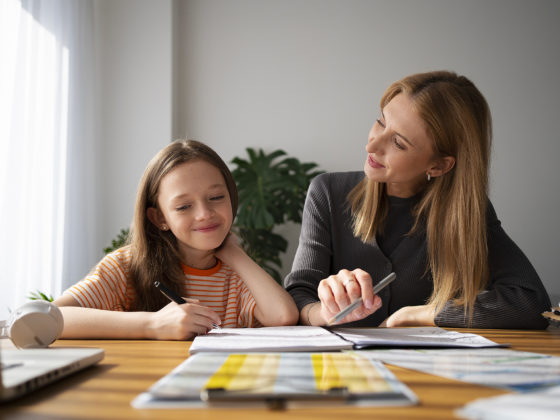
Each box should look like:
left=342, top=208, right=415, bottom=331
left=364, top=93, right=440, bottom=198
left=152, top=160, right=232, bottom=264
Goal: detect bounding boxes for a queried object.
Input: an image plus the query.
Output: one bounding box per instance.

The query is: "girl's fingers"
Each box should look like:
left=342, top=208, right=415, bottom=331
left=192, top=314, right=216, bottom=334
left=182, top=302, right=222, bottom=327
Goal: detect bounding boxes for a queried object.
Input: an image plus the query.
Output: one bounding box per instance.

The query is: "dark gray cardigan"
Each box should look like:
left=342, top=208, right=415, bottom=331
left=284, top=172, right=550, bottom=329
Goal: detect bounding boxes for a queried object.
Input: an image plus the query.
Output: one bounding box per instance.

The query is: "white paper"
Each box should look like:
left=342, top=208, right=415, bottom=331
left=189, top=326, right=351, bottom=354
left=360, top=348, right=560, bottom=391
left=189, top=326, right=502, bottom=354
left=456, top=385, right=560, bottom=420
left=332, top=327, right=502, bottom=348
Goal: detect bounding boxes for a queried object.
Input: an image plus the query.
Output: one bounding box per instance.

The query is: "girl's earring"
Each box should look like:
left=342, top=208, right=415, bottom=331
left=161, top=225, right=169, bottom=231
left=426, top=172, right=431, bottom=182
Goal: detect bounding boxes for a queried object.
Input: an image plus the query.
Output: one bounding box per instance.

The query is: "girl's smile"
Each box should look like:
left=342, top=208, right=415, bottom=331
left=194, top=223, right=221, bottom=233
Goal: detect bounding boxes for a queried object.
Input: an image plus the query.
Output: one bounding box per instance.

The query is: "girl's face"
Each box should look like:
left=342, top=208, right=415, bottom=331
left=150, top=160, right=233, bottom=265
left=364, top=93, right=444, bottom=198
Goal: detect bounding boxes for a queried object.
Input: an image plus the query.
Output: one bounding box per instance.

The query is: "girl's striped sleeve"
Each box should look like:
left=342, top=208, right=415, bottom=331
left=64, top=247, right=133, bottom=311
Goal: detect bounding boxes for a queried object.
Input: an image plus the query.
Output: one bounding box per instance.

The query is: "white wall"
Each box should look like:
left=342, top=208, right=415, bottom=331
left=92, top=0, right=560, bottom=303
left=92, top=0, right=173, bottom=273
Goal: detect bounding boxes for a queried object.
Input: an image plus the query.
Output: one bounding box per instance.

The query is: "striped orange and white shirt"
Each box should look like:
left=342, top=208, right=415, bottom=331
left=64, top=246, right=259, bottom=328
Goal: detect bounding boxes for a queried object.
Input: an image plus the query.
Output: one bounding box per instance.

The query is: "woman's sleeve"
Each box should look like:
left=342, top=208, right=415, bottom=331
left=63, top=248, right=132, bottom=311
left=284, top=174, right=334, bottom=311
left=435, top=202, right=551, bottom=329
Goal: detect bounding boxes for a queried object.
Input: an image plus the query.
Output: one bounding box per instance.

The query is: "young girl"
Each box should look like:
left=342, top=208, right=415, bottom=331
left=285, top=71, right=551, bottom=329
left=54, top=140, right=298, bottom=339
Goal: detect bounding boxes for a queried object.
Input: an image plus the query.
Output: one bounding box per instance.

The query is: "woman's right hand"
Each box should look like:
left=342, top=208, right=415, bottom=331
left=146, top=298, right=222, bottom=340
left=316, top=269, right=382, bottom=325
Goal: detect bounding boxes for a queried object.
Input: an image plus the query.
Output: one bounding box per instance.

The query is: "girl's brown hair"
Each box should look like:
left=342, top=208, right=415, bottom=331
left=128, top=139, right=238, bottom=312
left=348, top=71, right=492, bottom=322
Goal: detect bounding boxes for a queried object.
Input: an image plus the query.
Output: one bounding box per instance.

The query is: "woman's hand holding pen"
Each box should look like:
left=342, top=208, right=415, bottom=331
left=317, top=269, right=382, bottom=325
left=145, top=298, right=222, bottom=340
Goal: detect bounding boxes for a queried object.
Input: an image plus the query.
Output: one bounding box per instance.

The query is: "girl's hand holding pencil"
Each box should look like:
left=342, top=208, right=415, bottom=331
left=151, top=281, right=222, bottom=340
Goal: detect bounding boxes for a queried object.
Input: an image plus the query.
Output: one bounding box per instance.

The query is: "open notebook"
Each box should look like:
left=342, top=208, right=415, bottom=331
left=0, top=339, right=104, bottom=402
left=188, top=326, right=504, bottom=354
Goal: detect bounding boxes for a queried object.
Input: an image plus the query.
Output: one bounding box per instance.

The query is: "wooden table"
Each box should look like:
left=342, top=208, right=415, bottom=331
left=2, top=328, right=560, bottom=419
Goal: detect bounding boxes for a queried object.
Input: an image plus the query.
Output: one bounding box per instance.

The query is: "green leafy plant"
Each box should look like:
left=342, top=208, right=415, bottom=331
left=27, top=290, right=54, bottom=302
left=103, top=228, right=130, bottom=254
left=231, top=148, right=323, bottom=283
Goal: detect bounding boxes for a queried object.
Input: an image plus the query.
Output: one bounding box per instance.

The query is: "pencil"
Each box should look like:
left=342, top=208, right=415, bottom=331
left=153, top=281, right=221, bottom=329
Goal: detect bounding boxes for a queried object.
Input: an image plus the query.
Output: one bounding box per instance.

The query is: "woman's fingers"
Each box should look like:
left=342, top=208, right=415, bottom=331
left=317, top=268, right=384, bottom=325
left=352, top=269, right=375, bottom=309
left=318, top=269, right=366, bottom=315
left=330, top=270, right=356, bottom=308
left=341, top=273, right=361, bottom=302
left=318, top=270, right=352, bottom=314
left=318, top=278, right=339, bottom=314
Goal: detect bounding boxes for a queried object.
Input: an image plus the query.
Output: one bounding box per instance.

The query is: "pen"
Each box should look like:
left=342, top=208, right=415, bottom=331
left=153, top=280, right=221, bottom=329
left=327, top=272, right=396, bottom=326
left=154, top=280, right=186, bottom=304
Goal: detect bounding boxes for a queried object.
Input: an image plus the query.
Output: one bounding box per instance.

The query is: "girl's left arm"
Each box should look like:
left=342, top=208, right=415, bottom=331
left=215, top=234, right=299, bottom=326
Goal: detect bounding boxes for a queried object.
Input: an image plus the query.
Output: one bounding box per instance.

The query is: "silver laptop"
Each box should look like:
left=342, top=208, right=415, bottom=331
left=0, top=339, right=104, bottom=402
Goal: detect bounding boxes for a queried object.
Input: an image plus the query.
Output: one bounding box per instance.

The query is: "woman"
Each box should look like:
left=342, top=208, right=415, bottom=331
left=284, top=71, right=550, bottom=329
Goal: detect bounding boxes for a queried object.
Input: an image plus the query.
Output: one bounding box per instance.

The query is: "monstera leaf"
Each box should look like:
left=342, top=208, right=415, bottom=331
left=231, top=148, right=323, bottom=283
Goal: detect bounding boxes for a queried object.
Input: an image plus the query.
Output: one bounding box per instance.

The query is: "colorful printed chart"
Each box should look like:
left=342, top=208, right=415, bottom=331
left=132, top=352, right=417, bottom=409
left=203, top=352, right=394, bottom=395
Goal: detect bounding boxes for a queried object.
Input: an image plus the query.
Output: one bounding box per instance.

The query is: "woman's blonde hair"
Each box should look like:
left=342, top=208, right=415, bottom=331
left=128, top=139, right=238, bottom=311
left=348, top=71, right=492, bottom=321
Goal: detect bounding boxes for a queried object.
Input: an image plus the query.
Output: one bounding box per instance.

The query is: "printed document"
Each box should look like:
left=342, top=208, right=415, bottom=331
left=188, top=326, right=502, bottom=354
left=361, top=348, right=560, bottom=391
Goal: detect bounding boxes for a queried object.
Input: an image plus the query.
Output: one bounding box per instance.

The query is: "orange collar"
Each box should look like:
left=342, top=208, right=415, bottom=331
left=181, top=259, right=222, bottom=276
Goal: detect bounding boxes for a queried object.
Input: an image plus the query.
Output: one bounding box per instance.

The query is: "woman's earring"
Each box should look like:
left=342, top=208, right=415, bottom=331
left=426, top=173, right=431, bottom=182
left=161, top=225, right=168, bottom=231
